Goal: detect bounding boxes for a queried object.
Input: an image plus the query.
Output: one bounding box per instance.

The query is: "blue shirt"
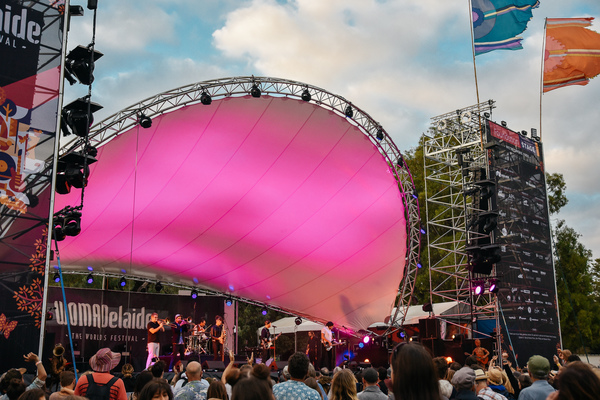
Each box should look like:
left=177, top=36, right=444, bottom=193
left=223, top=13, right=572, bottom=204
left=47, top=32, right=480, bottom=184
left=174, top=380, right=207, bottom=400
left=517, top=380, right=555, bottom=400
left=273, top=380, right=321, bottom=400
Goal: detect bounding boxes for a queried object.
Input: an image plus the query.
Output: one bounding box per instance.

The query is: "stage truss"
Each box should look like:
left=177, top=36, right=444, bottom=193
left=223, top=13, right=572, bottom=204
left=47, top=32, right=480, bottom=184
left=424, top=100, right=499, bottom=326
left=55, top=76, right=422, bottom=329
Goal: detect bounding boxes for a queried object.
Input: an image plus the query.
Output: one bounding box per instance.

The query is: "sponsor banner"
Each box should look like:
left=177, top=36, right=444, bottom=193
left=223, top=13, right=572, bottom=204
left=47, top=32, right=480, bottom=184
left=488, top=120, right=521, bottom=149
left=45, top=287, right=225, bottom=371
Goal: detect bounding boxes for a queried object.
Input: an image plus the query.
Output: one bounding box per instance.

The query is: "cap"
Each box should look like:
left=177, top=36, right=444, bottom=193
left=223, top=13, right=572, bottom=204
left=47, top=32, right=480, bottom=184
left=451, top=367, right=476, bottom=390
left=528, top=355, right=550, bottom=379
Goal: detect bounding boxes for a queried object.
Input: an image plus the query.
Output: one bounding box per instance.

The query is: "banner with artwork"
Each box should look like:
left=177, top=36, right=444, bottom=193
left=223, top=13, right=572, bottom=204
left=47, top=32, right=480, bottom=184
left=0, top=0, right=64, bottom=371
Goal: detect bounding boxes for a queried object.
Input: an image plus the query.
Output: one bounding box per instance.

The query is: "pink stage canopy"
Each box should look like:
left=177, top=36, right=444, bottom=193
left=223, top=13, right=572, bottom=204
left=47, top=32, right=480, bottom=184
left=55, top=94, right=408, bottom=331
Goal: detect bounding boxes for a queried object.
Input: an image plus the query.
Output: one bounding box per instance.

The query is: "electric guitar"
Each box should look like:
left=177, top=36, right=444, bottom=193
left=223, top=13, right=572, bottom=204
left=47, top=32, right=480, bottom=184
left=322, top=339, right=344, bottom=351
left=261, top=333, right=282, bottom=349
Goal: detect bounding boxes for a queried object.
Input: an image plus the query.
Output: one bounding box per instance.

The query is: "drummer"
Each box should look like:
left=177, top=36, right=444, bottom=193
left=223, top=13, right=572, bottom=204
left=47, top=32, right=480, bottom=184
left=195, top=317, right=208, bottom=338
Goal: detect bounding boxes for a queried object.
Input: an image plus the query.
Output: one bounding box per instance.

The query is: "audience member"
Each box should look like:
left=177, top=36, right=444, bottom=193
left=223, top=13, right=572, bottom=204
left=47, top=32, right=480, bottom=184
left=16, top=388, right=45, bottom=400
left=547, top=361, right=600, bottom=400
left=486, top=367, right=514, bottom=399
left=130, top=371, right=154, bottom=400
left=174, top=362, right=208, bottom=400
left=473, top=369, right=506, bottom=400
left=49, top=371, right=76, bottom=400
left=121, top=365, right=135, bottom=394
left=306, top=364, right=327, bottom=400
left=0, top=353, right=48, bottom=400
left=150, top=361, right=166, bottom=379
left=5, top=379, right=26, bottom=400
left=74, top=348, right=127, bottom=400
left=451, top=367, right=478, bottom=400
left=517, top=374, right=532, bottom=391
left=517, top=356, right=555, bottom=400
left=138, top=380, right=173, bottom=400
left=206, top=380, right=227, bottom=400
left=357, top=368, right=386, bottom=400
left=272, top=352, right=320, bottom=400
left=230, top=375, right=273, bottom=400
left=329, top=369, right=358, bottom=400
left=376, top=368, right=388, bottom=396
left=391, top=342, right=441, bottom=400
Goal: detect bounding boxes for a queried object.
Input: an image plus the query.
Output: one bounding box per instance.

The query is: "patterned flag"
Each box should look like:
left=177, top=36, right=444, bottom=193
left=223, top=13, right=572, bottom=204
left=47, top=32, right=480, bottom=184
left=472, top=0, right=540, bottom=56
left=544, top=18, right=600, bottom=92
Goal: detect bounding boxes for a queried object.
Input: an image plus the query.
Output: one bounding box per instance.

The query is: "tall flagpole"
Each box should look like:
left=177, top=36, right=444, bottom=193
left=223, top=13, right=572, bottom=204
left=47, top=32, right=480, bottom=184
left=468, top=0, right=484, bottom=149
left=539, top=18, right=548, bottom=141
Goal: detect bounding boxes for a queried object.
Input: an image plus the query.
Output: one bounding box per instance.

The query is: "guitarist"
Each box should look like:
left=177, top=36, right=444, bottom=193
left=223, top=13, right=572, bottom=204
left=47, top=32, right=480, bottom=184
left=470, top=339, right=490, bottom=367
left=260, top=320, right=273, bottom=363
left=210, top=315, right=225, bottom=361
left=320, top=321, right=335, bottom=370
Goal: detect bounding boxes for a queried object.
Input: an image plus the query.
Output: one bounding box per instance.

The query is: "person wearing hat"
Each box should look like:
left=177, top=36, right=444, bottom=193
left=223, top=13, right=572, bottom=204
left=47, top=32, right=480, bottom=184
left=486, top=367, right=514, bottom=399
left=357, top=367, right=387, bottom=400
left=517, top=355, right=555, bottom=400
left=451, top=367, right=479, bottom=400
left=474, top=369, right=507, bottom=400
left=74, top=348, right=127, bottom=400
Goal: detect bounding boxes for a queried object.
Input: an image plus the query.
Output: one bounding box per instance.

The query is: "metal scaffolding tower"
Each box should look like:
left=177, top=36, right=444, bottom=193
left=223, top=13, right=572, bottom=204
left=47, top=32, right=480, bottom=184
left=423, top=100, right=499, bottom=333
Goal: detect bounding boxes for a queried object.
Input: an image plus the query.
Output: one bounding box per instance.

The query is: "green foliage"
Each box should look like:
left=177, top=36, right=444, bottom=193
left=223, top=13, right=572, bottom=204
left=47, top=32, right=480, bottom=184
left=546, top=172, right=568, bottom=215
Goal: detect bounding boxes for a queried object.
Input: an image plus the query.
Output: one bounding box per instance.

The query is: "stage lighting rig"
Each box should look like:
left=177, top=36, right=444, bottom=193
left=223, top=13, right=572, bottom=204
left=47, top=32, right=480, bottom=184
left=261, top=306, right=268, bottom=316
left=344, top=104, right=353, bottom=118
left=138, top=112, right=152, bottom=129
left=191, top=289, right=198, bottom=299
left=53, top=272, right=61, bottom=283
left=376, top=128, right=384, bottom=141
left=119, top=276, right=127, bottom=287
left=250, top=83, right=261, bottom=98
left=200, top=91, right=212, bottom=105
left=225, top=297, right=233, bottom=307
left=61, top=96, right=103, bottom=138
left=64, top=45, right=103, bottom=86
left=63, top=211, right=82, bottom=237
left=55, top=151, right=97, bottom=194
left=155, top=282, right=163, bottom=292
left=52, top=219, right=66, bottom=241
left=86, top=273, right=94, bottom=284
left=301, top=88, right=311, bottom=102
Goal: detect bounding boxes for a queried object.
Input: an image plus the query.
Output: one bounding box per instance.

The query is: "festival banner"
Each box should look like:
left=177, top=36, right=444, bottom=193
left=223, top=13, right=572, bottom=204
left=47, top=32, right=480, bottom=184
left=0, top=0, right=64, bottom=372
left=472, top=0, right=540, bottom=56
left=45, top=287, right=226, bottom=372
left=544, top=18, right=600, bottom=92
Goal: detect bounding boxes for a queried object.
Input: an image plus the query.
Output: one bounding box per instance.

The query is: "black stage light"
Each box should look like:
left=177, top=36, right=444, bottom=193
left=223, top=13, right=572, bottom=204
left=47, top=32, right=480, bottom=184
left=63, top=211, right=82, bottom=237
left=26, top=193, right=39, bottom=208
left=344, top=105, right=353, bottom=118
left=489, top=279, right=499, bottom=294
left=138, top=113, right=152, bottom=129
left=295, top=317, right=302, bottom=325
left=191, top=289, right=198, bottom=299
left=55, top=151, right=97, bottom=194
left=53, top=220, right=66, bottom=241
left=86, top=273, right=94, bottom=284
left=376, top=128, right=384, bottom=141
left=200, top=91, right=212, bottom=105
left=65, top=45, right=103, bottom=85
left=53, top=272, right=61, bottom=283
left=261, top=306, right=268, bottom=316
left=250, top=84, right=261, bottom=98
left=422, top=303, right=433, bottom=312
left=46, top=310, right=54, bottom=320
left=61, top=97, right=103, bottom=137
left=155, top=282, right=163, bottom=292
left=301, top=89, right=311, bottom=102
left=120, top=277, right=127, bottom=287
left=225, top=297, right=233, bottom=307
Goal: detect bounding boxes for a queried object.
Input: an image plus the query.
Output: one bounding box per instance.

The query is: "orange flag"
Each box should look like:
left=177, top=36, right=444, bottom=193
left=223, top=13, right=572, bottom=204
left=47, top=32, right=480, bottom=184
left=544, top=17, right=600, bottom=92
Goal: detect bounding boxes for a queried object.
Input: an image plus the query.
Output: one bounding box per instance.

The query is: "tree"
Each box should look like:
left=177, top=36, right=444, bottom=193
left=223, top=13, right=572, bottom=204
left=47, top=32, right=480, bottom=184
left=546, top=172, right=568, bottom=215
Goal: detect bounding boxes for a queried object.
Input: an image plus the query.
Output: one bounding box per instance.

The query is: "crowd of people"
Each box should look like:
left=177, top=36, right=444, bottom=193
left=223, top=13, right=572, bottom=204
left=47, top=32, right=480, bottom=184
left=2, top=342, right=600, bottom=400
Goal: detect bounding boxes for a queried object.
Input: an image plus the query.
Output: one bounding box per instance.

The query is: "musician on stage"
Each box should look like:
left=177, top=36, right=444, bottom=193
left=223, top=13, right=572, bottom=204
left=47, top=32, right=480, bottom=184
left=260, top=320, right=272, bottom=363
left=169, top=314, right=189, bottom=371
left=321, top=321, right=335, bottom=370
left=147, top=312, right=164, bottom=369
left=306, top=331, right=320, bottom=367
left=470, top=339, right=490, bottom=367
left=210, top=315, right=225, bottom=361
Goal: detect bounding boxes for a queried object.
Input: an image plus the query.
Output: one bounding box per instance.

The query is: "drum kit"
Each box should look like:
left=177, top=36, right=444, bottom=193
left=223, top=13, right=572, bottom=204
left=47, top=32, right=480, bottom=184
left=186, top=322, right=211, bottom=354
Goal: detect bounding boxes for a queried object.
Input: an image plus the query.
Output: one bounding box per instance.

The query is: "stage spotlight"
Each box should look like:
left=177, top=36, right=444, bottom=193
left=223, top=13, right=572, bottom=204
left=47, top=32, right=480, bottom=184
left=225, top=297, right=233, bottom=307
left=420, top=225, right=427, bottom=235
left=86, top=273, right=94, bottom=284
left=261, top=306, right=268, bottom=316
left=155, top=282, right=163, bottom=292
left=64, top=45, right=103, bottom=86
left=52, top=220, right=66, bottom=242
left=396, top=156, right=404, bottom=168
left=119, top=277, right=127, bottom=287
left=301, top=89, right=311, bottom=102
left=501, top=121, right=507, bottom=127
left=362, top=336, right=371, bottom=344
left=417, top=259, right=423, bottom=269
left=473, top=281, right=484, bottom=295
left=61, top=97, right=103, bottom=137
left=376, top=128, right=384, bottom=141
left=46, top=310, right=54, bottom=321
left=63, top=211, right=82, bottom=237
left=53, top=272, right=61, bottom=283
left=250, top=83, right=261, bottom=98
left=26, top=193, right=39, bottom=208
left=294, top=317, right=302, bottom=326
left=358, top=342, right=364, bottom=349
left=411, top=190, right=418, bottom=199
left=191, top=289, right=198, bottom=299
left=422, top=303, right=433, bottom=312
left=483, top=112, right=490, bottom=119
left=138, top=112, right=152, bottom=129
left=344, top=105, right=353, bottom=118
left=489, top=279, right=499, bottom=293
left=200, top=91, right=212, bottom=105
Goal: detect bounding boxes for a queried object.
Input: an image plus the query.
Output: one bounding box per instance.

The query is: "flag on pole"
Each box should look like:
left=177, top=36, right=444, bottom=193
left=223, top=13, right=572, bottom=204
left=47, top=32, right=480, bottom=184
left=472, top=0, right=540, bottom=56
left=543, top=18, right=600, bottom=92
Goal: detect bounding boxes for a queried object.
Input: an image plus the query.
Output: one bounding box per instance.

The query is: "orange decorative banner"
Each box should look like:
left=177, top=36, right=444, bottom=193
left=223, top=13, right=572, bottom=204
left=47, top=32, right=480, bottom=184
left=544, top=17, right=600, bottom=92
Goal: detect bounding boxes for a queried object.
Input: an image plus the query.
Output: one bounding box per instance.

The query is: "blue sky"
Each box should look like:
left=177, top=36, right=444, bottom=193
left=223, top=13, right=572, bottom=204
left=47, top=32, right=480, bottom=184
left=65, top=0, right=600, bottom=259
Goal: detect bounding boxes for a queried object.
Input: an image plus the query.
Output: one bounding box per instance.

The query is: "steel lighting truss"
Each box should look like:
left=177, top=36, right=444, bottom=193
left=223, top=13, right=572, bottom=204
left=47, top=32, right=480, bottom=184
left=424, top=100, right=499, bottom=322
left=58, top=76, right=423, bottom=325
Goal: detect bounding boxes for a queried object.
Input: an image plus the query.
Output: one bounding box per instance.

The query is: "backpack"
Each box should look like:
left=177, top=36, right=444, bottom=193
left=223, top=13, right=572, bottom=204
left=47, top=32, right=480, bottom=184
left=85, top=374, right=119, bottom=400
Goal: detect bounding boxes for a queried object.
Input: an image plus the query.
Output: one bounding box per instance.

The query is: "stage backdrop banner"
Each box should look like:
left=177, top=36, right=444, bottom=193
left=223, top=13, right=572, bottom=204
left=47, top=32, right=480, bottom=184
left=0, top=0, right=63, bottom=373
left=45, top=287, right=225, bottom=372
left=487, top=120, right=560, bottom=364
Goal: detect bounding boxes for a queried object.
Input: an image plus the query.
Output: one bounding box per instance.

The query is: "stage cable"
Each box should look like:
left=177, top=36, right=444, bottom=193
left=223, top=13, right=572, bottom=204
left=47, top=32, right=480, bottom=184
left=53, top=240, right=79, bottom=381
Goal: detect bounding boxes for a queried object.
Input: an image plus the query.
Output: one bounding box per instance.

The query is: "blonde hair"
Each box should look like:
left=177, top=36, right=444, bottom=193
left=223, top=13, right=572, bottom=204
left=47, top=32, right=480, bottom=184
left=329, top=369, right=358, bottom=400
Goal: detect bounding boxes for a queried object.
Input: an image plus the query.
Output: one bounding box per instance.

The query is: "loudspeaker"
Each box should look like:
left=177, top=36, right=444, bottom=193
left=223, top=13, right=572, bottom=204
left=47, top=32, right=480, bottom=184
left=419, top=317, right=440, bottom=339
left=202, top=360, right=226, bottom=371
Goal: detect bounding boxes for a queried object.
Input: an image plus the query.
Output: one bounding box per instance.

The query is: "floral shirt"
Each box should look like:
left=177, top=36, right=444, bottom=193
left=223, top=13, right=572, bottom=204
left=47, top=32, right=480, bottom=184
left=273, top=380, right=321, bottom=400
left=173, top=380, right=207, bottom=400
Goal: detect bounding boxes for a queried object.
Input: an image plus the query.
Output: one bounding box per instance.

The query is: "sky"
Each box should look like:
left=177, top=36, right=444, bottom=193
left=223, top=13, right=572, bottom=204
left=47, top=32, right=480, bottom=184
left=64, top=0, right=600, bottom=259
